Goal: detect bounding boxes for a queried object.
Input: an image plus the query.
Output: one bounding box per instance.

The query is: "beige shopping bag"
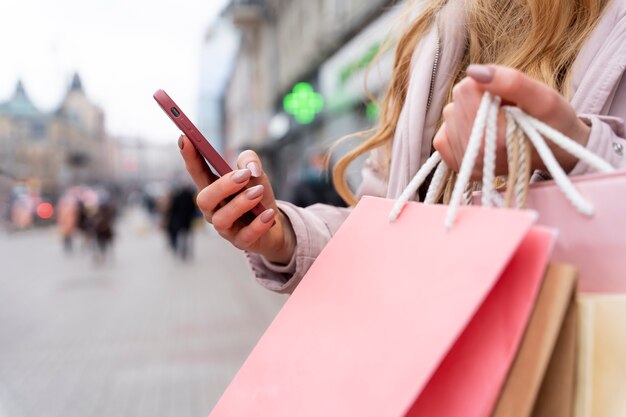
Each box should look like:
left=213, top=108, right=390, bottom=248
left=575, top=294, right=626, bottom=417
left=493, top=264, right=578, bottom=417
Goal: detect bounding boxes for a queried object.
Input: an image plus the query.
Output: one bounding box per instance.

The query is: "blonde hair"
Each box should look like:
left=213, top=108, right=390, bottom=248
left=333, top=0, right=609, bottom=206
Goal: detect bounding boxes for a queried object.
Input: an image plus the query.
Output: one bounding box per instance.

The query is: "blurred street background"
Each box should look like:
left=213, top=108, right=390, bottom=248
left=0, top=0, right=401, bottom=415
left=0, top=210, right=284, bottom=417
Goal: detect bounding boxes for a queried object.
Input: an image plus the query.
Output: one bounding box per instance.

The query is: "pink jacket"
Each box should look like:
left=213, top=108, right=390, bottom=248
left=247, top=0, right=626, bottom=294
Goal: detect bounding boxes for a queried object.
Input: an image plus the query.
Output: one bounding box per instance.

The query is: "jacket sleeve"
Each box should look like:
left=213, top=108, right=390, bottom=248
left=245, top=149, right=388, bottom=294
left=569, top=114, right=626, bottom=175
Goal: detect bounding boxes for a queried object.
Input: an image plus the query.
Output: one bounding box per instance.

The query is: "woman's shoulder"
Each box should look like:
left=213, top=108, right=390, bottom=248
left=570, top=0, right=626, bottom=113
left=606, top=0, right=626, bottom=22
left=594, top=0, right=626, bottom=36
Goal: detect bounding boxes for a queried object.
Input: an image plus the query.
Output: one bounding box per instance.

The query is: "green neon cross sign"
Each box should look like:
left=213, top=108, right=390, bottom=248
left=366, top=101, right=380, bottom=121
left=283, top=82, right=324, bottom=124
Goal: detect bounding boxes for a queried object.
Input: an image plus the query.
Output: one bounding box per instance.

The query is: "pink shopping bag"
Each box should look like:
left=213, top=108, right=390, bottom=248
left=209, top=196, right=555, bottom=417
left=523, top=171, right=626, bottom=293
left=473, top=170, right=626, bottom=292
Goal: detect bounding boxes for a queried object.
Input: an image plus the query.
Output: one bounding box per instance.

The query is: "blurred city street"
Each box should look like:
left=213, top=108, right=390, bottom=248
left=0, top=208, right=285, bottom=417
left=0, top=0, right=397, bottom=415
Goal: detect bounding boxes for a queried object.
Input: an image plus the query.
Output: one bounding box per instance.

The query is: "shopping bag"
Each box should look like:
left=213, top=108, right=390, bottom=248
left=446, top=93, right=626, bottom=415
left=574, top=294, right=626, bottom=417
left=432, top=92, right=626, bottom=414
left=524, top=172, right=626, bottom=292
left=474, top=172, right=626, bottom=292
left=209, top=197, right=555, bottom=417
left=492, top=264, right=578, bottom=417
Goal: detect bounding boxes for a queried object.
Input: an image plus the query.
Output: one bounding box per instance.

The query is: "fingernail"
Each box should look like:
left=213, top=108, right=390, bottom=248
left=467, top=64, right=495, bottom=83
left=246, top=162, right=262, bottom=178
left=245, top=184, right=264, bottom=199
left=178, top=135, right=184, bottom=150
left=260, top=208, right=275, bottom=223
left=232, top=169, right=251, bottom=184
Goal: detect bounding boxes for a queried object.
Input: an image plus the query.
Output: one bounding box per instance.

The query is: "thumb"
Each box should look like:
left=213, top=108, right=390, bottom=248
left=237, top=149, right=264, bottom=178
left=236, top=150, right=277, bottom=208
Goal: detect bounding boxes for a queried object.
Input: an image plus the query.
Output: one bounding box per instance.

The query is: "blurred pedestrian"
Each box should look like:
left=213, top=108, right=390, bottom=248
left=179, top=0, right=626, bottom=294
left=164, top=185, right=197, bottom=260
left=0, top=173, right=13, bottom=232
left=289, top=150, right=347, bottom=208
left=143, top=192, right=157, bottom=217
left=92, top=194, right=116, bottom=263
left=56, top=196, right=78, bottom=253
left=75, top=200, right=92, bottom=248
left=10, top=195, right=34, bottom=230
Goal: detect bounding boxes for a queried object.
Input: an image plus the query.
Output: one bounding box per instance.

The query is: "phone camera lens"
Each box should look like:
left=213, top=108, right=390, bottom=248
left=171, top=107, right=181, bottom=117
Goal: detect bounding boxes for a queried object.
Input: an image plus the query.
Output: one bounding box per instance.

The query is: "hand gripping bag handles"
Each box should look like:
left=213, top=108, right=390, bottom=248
left=442, top=93, right=625, bottom=293
left=208, top=93, right=557, bottom=416
left=398, top=92, right=626, bottom=416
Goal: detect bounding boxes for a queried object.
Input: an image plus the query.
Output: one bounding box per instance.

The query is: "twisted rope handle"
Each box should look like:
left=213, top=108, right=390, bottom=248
left=504, top=107, right=612, bottom=216
left=504, top=112, right=529, bottom=209
left=388, top=151, right=442, bottom=221
left=481, top=96, right=501, bottom=207
left=424, top=159, right=450, bottom=205
left=389, top=92, right=617, bottom=227
left=443, top=93, right=495, bottom=228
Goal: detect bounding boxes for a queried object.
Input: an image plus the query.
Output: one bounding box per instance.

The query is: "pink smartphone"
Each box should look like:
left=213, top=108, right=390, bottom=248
left=153, top=89, right=265, bottom=222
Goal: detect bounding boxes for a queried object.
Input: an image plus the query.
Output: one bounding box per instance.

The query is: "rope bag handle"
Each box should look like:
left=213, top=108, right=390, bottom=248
left=389, top=92, right=616, bottom=228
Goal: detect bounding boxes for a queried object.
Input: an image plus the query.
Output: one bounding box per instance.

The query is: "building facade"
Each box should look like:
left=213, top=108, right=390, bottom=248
left=217, top=0, right=400, bottom=198
left=199, top=14, right=240, bottom=156
left=0, top=74, right=113, bottom=199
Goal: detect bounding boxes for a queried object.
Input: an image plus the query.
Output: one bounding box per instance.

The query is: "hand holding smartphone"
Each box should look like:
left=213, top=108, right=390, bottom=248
left=153, top=89, right=265, bottom=224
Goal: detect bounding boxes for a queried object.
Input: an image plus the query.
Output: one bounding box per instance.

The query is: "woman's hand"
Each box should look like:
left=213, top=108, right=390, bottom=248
left=433, top=64, right=592, bottom=177
left=178, top=135, right=296, bottom=264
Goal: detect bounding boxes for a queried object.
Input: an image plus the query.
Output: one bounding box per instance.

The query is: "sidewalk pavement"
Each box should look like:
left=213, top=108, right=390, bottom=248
left=0, top=207, right=285, bottom=417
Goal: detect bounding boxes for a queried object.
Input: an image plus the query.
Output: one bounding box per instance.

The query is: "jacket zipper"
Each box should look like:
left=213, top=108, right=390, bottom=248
left=426, top=35, right=440, bottom=113
left=418, top=34, right=441, bottom=202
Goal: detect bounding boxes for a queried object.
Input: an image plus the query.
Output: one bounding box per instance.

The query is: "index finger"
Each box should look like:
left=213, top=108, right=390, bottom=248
left=466, top=64, right=568, bottom=121
left=179, top=134, right=219, bottom=189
